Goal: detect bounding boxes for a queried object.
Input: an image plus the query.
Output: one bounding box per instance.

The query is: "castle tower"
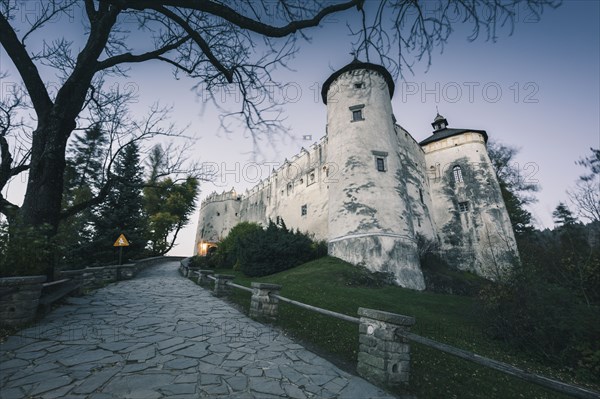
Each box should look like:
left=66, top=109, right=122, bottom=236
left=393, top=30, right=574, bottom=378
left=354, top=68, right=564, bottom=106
left=321, top=60, right=425, bottom=290
left=420, top=114, right=518, bottom=280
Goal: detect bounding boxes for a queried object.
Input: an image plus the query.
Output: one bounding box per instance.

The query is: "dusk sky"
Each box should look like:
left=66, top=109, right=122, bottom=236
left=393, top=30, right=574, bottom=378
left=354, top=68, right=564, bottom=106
left=1, top=1, right=599, bottom=256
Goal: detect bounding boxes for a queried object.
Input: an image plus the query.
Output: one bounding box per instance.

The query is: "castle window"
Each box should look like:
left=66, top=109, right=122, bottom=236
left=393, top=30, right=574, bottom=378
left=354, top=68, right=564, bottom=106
left=301, top=204, right=307, bottom=216
left=354, top=82, right=363, bottom=89
left=349, top=104, right=365, bottom=122
left=300, top=178, right=304, bottom=185
left=453, top=165, right=464, bottom=183
left=459, top=201, right=469, bottom=212
left=307, top=170, right=316, bottom=186
left=419, top=189, right=424, bottom=204
left=372, top=150, right=388, bottom=172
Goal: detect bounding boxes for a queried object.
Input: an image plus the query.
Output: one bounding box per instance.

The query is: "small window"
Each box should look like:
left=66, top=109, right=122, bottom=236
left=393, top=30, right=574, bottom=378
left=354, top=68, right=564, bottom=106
left=354, top=82, right=363, bottom=89
left=453, top=165, right=463, bottom=183
left=419, top=189, right=424, bottom=204
left=301, top=204, right=307, bottom=216
left=459, top=201, right=469, bottom=212
left=349, top=104, right=365, bottom=122
left=372, top=150, right=388, bottom=172
left=310, top=172, right=315, bottom=182
left=300, top=178, right=304, bottom=184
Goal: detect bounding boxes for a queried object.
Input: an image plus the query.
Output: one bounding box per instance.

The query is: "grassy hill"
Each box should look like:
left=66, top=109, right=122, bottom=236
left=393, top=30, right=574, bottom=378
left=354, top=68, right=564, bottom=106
left=203, top=256, right=596, bottom=398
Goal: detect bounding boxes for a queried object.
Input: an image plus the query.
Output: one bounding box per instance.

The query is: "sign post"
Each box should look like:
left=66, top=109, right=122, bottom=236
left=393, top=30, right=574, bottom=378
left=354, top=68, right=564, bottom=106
left=113, top=234, right=130, bottom=265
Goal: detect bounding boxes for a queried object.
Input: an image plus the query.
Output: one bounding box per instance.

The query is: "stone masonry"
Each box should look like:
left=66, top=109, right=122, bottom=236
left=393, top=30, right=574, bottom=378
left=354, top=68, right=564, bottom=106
left=357, top=307, right=415, bottom=387
left=249, top=283, right=282, bottom=322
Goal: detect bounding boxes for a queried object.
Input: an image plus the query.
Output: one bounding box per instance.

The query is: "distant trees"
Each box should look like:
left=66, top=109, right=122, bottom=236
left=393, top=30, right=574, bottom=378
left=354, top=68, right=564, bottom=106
left=487, top=141, right=538, bottom=237
left=481, top=148, right=600, bottom=380
left=569, top=148, right=600, bottom=223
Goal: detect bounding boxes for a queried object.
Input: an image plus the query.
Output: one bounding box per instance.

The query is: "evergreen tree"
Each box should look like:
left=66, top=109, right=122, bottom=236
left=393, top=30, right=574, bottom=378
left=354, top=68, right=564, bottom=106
left=92, top=142, right=147, bottom=263
left=553, top=202, right=578, bottom=227
left=58, top=125, right=108, bottom=267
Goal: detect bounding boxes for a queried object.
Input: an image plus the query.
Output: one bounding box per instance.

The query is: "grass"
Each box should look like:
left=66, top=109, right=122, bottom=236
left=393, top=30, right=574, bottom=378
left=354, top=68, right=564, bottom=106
left=198, top=257, right=598, bottom=399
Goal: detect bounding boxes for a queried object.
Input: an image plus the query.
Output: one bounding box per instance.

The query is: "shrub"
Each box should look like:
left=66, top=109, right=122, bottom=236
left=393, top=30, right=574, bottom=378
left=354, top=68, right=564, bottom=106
left=238, top=220, right=318, bottom=277
left=479, top=265, right=600, bottom=378
left=210, top=222, right=263, bottom=269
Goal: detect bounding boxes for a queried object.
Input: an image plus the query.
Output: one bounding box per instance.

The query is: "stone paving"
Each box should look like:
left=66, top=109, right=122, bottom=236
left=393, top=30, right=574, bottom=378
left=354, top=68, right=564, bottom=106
left=0, top=261, right=396, bottom=398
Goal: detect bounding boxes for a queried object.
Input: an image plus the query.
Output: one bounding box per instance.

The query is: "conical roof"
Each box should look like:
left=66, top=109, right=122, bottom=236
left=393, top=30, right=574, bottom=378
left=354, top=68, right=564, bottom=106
left=321, top=60, right=394, bottom=104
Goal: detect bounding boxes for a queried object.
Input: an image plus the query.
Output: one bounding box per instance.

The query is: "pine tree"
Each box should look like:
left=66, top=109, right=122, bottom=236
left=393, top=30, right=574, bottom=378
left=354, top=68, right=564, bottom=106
left=92, top=142, right=147, bottom=263
left=58, top=125, right=109, bottom=267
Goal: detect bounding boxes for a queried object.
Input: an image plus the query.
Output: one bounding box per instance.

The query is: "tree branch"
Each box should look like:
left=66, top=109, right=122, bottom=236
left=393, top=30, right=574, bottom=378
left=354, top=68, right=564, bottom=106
left=153, top=6, right=234, bottom=82
left=96, top=35, right=191, bottom=71
left=112, top=0, right=362, bottom=37
left=0, top=14, right=52, bottom=118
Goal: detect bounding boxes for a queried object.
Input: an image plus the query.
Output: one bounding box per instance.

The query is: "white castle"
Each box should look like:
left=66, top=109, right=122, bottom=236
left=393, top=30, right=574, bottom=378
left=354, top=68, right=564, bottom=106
left=194, top=60, right=518, bottom=290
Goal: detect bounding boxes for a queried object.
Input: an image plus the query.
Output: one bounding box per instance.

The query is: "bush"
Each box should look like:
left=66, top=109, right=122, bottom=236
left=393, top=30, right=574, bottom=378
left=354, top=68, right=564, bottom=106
left=238, top=220, right=319, bottom=277
left=210, top=222, right=264, bottom=269
left=210, top=219, right=327, bottom=278
left=479, top=265, right=600, bottom=379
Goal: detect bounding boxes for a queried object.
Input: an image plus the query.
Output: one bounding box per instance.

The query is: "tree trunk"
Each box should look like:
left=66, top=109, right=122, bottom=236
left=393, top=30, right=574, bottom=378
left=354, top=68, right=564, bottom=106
left=20, top=118, right=73, bottom=233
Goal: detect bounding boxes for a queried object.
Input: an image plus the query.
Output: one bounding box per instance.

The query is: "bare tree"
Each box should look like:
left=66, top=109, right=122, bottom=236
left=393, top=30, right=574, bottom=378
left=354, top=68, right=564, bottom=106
left=568, top=148, right=600, bottom=223
left=0, top=0, right=558, bottom=240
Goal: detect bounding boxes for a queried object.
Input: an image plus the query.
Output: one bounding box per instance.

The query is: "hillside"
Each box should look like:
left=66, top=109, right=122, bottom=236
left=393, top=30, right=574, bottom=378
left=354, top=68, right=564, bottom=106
left=206, top=257, right=597, bottom=399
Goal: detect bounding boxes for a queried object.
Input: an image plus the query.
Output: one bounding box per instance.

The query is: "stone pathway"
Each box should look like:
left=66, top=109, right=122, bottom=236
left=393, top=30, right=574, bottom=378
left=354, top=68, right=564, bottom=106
left=0, top=261, right=395, bottom=398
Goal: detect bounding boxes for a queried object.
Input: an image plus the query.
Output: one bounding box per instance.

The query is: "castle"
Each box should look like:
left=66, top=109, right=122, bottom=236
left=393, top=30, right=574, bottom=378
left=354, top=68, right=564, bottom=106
left=194, top=60, right=518, bottom=290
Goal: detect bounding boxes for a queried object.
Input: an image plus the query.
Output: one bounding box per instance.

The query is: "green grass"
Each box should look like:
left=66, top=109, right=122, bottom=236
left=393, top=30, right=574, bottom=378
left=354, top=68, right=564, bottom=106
left=200, top=257, right=598, bottom=399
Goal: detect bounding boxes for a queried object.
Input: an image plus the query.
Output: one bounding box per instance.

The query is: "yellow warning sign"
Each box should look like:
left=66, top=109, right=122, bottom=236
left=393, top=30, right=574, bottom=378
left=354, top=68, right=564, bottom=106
left=113, top=234, right=130, bottom=247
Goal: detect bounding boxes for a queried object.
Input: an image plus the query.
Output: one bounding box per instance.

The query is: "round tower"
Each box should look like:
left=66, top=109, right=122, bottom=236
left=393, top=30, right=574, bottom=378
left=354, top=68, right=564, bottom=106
left=322, top=60, right=425, bottom=290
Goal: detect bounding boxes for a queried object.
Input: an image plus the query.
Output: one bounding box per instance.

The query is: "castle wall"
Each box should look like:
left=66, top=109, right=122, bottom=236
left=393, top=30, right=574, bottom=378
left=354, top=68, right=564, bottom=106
left=423, top=133, right=518, bottom=280
left=393, top=124, right=437, bottom=241
left=194, top=191, right=241, bottom=252
left=196, top=139, right=330, bottom=251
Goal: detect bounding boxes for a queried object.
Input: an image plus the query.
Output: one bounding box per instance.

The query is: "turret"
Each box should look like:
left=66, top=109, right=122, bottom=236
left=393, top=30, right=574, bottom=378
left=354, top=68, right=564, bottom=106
left=322, top=60, right=425, bottom=290
left=420, top=114, right=518, bottom=280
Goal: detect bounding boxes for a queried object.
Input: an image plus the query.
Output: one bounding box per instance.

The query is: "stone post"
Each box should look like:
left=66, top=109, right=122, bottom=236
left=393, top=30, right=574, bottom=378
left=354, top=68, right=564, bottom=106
left=357, top=307, right=415, bottom=387
left=197, top=270, right=214, bottom=285
left=249, top=283, right=282, bottom=322
left=213, top=274, right=235, bottom=297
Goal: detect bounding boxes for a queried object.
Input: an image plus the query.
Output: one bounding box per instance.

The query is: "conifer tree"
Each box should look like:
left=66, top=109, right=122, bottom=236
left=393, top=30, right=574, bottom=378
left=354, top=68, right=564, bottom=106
left=58, top=125, right=109, bottom=267
left=92, top=142, right=147, bottom=263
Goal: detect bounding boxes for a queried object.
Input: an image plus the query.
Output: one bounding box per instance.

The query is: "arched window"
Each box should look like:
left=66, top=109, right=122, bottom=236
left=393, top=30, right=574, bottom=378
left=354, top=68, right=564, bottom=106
left=453, top=165, right=463, bottom=183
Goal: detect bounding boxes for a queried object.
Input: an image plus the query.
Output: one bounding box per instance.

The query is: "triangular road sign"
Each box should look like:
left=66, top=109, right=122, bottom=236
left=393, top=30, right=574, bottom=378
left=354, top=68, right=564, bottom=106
left=113, top=234, right=130, bottom=247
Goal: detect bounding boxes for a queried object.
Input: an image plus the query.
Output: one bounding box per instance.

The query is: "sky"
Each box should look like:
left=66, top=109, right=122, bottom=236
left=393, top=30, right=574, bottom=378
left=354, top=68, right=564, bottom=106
left=1, top=1, right=599, bottom=257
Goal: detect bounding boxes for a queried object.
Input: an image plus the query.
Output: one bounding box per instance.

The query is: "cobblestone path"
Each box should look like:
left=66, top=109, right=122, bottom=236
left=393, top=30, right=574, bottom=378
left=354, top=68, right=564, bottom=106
left=1, top=261, right=395, bottom=398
